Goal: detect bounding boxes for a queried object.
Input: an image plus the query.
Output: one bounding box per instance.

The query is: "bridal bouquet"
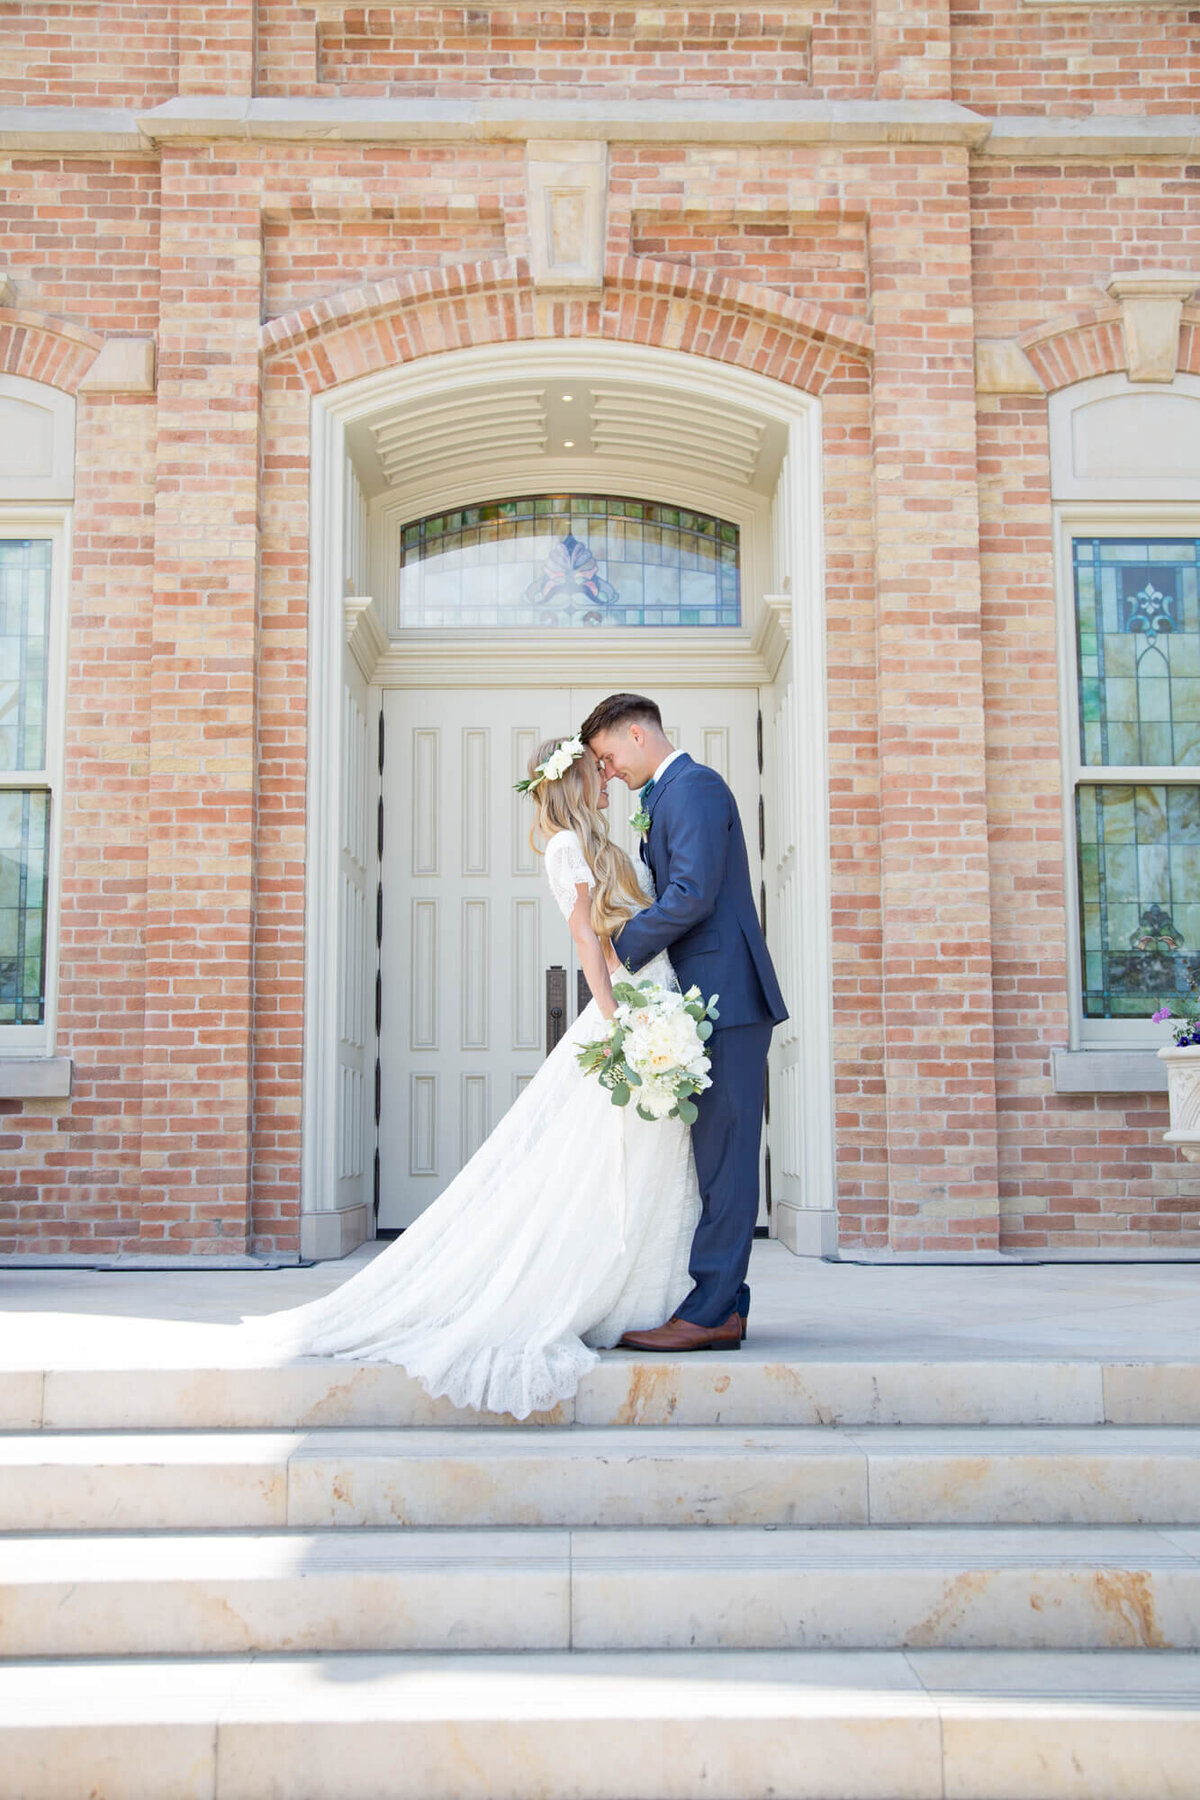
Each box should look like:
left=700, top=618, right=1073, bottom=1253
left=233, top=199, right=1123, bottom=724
left=576, top=978, right=719, bottom=1124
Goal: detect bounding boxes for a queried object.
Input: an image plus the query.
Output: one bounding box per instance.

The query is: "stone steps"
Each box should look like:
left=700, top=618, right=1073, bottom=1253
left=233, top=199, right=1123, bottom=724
left=5, top=1423, right=1200, bottom=1530
left=3, top=1525, right=1200, bottom=1656
left=6, top=1351, right=1200, bottom=1796
left=2, top=1648, right=1199, bottom=1799
left=6, top=1354, right=1199, bottom=1429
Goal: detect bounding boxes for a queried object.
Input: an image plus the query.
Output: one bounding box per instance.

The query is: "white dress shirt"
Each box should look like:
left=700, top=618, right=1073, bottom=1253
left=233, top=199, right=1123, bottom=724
left=648, top=747, right=685, bottom=788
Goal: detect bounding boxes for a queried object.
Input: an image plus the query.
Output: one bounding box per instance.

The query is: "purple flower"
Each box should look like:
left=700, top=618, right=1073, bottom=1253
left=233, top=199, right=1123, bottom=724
left=1152, top=1007, right=1173, bottom=1023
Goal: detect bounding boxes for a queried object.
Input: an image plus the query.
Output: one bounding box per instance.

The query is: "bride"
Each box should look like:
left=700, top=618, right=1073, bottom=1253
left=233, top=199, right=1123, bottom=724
left=245, top=734, right=700, bottom=1420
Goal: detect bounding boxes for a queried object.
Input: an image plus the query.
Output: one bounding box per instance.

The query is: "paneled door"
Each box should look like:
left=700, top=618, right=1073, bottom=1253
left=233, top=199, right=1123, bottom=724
left=378, top=685, right=763, bottom=1229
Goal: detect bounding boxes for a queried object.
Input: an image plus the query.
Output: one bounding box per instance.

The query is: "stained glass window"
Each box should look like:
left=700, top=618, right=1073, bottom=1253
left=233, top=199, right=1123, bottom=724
left=0, top=539, right=50, bottom=771
left=0, top=788, right=48, bottom=1024
left=398, top=496, right=740, bottom=629
left=1072, top=533, right=1200, bottom=1022
left=1073, top=538, right=1200, bottom=768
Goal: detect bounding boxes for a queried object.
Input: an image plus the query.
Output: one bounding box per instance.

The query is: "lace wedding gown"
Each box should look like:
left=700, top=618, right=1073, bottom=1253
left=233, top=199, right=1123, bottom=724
left=244, top=829, right=700, bottom=1419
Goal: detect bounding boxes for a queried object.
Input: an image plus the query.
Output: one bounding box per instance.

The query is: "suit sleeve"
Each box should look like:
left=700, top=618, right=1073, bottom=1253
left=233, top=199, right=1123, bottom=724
left=613, top=776, right=730, bottom=969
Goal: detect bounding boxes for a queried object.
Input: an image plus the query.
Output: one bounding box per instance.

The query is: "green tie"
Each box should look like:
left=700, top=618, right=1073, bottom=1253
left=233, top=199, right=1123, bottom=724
left=640, top=778, right=655, bottom=805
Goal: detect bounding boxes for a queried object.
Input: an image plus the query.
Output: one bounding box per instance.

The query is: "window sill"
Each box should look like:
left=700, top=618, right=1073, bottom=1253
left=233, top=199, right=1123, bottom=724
left=1051, top=1048, right=1167, bottom=1095
left=0, top=1057, right=73, bottom=1098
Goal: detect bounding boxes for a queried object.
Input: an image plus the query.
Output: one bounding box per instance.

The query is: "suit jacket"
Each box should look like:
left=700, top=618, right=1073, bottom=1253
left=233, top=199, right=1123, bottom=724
left=613, top=752, right=788, bottom=1031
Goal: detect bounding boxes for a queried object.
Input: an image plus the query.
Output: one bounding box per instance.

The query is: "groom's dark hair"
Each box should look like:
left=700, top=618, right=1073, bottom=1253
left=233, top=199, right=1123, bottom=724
left=579, top=692, right=663, bottom=741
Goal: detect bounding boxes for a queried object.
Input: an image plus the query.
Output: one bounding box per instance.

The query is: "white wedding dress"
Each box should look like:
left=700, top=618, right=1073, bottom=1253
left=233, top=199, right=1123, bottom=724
left=244, top=830, right=700, bottom=1419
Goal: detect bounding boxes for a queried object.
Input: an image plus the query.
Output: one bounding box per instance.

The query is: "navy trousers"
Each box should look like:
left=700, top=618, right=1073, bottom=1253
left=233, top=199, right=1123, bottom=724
left=675, top=1020, right=773, bottom=1328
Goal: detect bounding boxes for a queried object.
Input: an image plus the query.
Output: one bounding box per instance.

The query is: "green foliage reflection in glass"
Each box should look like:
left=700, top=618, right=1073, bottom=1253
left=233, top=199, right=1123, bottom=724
left=398, top=496, right=740, bottom=629
left=1076, top=784, right=1200, bottom=1019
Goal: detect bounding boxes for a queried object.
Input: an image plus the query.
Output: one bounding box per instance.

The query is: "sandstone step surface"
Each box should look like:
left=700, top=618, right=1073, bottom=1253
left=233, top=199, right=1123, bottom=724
left=2, top=1648, right=1199, bottom=1800
left=5, top=1423, right=1200, bottom=1530
left=4, top=1525, right=1200, bottom=1656
left=8, top=1355, right=1200, bottom=1430
left=5, top=1249, right=1200, bottom=1798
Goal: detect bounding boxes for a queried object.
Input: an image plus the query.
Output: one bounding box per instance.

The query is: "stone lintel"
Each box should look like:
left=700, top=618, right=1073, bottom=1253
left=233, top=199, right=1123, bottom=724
left=131, top=96, right=991, bottom=147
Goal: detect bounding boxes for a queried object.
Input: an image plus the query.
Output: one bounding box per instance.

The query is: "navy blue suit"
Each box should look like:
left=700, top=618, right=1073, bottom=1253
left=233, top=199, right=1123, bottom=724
left=613, top=753, right=787, bottom=1327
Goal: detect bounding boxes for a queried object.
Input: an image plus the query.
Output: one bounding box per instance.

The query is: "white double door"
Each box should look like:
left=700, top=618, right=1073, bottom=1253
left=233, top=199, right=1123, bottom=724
left=377, top=684, right=763, bottom=1229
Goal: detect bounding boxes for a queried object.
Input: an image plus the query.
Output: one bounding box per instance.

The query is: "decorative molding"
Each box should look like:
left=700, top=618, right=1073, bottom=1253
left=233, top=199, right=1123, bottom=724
left=6, top=100, right=1200, bottom=160
left=752, top=593, right=793, bottom=678
left=78, top=337, right=157, bottom=396
left=343, top=594, right=389, bottom=682
left=974, top=338, right=1045, bottom=395
left=1107, top=271, right=1199, bottom=384
left=369, top=629, right=780, bottom=688
left=526, top=139, right=607, bottom=292
left=978, top=115, right=1200, bottom=159
left=0, top=106, right=148, bottom=153
left=126, top=95, right=992, bottom=147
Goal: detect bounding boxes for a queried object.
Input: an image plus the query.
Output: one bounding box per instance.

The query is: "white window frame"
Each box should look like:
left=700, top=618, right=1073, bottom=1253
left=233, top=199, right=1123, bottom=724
left=0, top=505, right=71, bottom=1057
left=1056, top=500, right=1200, bottom=1050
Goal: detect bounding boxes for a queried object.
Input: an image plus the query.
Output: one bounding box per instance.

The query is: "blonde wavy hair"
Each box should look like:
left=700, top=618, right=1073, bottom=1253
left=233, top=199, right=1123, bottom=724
left=525, top=736, right=647, bottom=941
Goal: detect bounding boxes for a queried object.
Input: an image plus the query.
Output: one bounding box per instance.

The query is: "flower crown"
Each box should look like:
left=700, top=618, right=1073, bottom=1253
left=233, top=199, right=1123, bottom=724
left=514, top=735, right=587, bottom=795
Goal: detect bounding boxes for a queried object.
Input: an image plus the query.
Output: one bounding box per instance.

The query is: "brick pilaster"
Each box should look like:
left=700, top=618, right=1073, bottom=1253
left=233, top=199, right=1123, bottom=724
left=139, top=146, right=262, bottom=1251
left=869, top=150, right=1001, bottom=1252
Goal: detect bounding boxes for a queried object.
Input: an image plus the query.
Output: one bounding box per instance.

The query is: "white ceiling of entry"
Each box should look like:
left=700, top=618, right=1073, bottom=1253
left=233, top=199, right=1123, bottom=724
left=345, top=378, right=788, bottom=504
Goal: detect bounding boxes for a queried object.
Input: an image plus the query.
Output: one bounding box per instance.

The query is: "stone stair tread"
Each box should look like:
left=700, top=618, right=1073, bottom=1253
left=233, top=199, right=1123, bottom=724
left=3, top=1523, right=1199, bottom=1582
left=2, top=1650, right=1198, bottom=1799
left=6, top=1422, right=1200, bottom=1461
left=8, top=1354, right=1200, bottom=1432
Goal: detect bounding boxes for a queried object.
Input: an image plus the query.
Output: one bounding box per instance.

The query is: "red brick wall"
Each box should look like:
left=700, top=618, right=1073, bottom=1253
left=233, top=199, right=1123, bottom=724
left=0, top=159, right=160, bottom=335
left=0, top=2, right=178, bottom=108
left=2, top=4, right=1200, bottom=1257
left=952, top=1, right=1200, bottom=117
left=254, top=0, right=875, bottom=97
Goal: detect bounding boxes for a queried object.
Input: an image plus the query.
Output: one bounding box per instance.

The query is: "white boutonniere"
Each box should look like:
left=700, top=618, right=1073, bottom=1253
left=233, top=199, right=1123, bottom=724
left=630, top=805, right=651, bottom=838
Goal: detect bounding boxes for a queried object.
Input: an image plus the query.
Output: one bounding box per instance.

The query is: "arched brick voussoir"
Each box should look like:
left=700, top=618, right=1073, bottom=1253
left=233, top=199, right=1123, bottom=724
left=1018, top=309, right=1126, bottom=394
left=0, top=310, right=105, bottom=393
left=261, top=255, right=872, bottom=397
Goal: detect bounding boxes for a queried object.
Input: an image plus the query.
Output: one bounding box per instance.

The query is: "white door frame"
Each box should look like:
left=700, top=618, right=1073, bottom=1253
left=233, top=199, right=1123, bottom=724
left=301, top=339, right=834, bottom=1257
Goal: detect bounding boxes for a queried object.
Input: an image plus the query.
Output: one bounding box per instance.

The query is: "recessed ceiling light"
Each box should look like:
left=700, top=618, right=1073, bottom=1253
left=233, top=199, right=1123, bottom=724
left=561, top=393, right=574, bottom=401
left=563, top=440, right=575, bottom=448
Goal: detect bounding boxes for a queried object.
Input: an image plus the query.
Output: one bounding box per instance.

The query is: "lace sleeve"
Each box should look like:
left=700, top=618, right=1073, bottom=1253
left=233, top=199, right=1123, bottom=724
left=544, top=830, right=595, bottom=922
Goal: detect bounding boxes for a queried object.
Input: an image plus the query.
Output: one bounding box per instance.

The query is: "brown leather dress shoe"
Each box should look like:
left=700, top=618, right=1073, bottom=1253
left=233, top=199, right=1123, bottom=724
left=618, top=1310, right=743, bottom=1352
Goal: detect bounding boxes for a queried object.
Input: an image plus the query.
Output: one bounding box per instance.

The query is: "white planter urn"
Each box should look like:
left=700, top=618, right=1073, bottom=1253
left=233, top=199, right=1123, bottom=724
left=1158, top=1044, right=1200, bottom=1162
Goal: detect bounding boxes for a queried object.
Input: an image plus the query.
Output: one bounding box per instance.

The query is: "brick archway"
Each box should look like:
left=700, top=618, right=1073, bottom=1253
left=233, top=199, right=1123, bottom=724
left=261, top=255, right=873, bottom=398
left=0, top=310, right=102, bottom=393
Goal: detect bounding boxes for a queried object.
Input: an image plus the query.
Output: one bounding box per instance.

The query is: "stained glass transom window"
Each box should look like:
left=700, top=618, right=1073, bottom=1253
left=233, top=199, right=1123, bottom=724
left=1073, top=537, right=1200, bottom=768
left=0, top=788, right=48, bottom=1024
left=398, top=496, right=740, bottom=629
left=0, top=539, right=50, bottom=771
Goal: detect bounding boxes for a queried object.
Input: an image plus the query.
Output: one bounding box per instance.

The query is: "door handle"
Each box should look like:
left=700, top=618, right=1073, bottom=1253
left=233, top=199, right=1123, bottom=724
left=545, top=965, right=567, bottom=1056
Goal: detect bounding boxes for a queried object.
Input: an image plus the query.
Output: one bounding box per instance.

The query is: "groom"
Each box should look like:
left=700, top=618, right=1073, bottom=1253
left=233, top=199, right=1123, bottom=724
left=581, top=693, right=788, bottom=1351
